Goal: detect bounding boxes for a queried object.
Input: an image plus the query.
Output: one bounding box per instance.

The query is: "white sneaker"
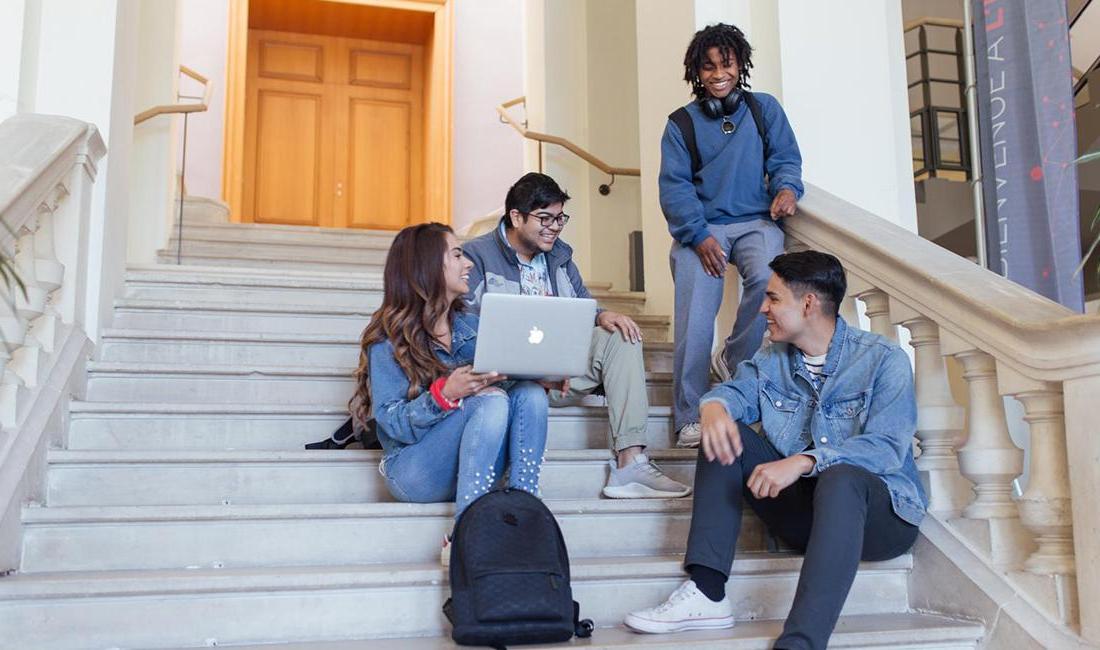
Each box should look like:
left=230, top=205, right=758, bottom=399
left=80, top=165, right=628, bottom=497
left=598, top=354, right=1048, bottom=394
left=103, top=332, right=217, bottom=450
left=602, top=454, right=692, bottom=499
left=676, top=422, right=701, bottom=448
left=624, top=579, right=735, bottom=634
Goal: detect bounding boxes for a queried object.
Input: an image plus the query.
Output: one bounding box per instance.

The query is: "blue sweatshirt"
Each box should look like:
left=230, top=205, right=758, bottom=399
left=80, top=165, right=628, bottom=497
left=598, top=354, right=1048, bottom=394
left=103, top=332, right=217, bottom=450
left=659, top=93, right=804, bottom=247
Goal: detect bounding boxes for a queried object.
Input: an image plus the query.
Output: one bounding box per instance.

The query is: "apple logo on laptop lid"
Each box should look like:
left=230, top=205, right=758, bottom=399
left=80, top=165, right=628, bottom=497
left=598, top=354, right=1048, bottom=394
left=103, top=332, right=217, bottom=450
left=528, top=326, right=545, bottom=345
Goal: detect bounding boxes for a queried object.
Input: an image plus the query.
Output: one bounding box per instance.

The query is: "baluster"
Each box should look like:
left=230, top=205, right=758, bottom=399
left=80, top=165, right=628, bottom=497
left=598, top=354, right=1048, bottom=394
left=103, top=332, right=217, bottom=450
left=856, top=288, right=896, bottom=342
left=941, top=332, right=1030, bottom=567
left=897, top=311, right=969, bottom=515
left=30, top=208, right=64, bottom=353
left=1007, top=382, right=1075, bottom=576
left=9, top=228, right=47, bottom=388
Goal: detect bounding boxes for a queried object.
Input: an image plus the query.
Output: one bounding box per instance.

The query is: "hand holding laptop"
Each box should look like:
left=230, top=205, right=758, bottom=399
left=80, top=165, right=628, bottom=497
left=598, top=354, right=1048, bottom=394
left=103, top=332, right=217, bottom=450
left=442, top=366, right=507, bottom=401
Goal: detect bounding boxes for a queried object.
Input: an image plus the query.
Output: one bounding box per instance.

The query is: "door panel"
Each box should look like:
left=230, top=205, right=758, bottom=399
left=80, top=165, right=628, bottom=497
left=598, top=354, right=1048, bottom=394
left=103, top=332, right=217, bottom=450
left=347, top=99, right=410, bottom=229
left=258, top=39, right=324, bottom=82
left=254, top=91, right=323, bottom=225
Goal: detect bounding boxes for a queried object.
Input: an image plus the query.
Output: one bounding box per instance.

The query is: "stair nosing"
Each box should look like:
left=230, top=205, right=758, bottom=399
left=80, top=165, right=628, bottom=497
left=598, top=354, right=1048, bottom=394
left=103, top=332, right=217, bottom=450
left=67, top=401, right=671, bottom=416
left=84, top=361, right=673, bottom=381
left=45, top=448, right=696, bottom=465
left=0, top=553, right=912, bottom=600
left=22, top=498, right=699, bottom=524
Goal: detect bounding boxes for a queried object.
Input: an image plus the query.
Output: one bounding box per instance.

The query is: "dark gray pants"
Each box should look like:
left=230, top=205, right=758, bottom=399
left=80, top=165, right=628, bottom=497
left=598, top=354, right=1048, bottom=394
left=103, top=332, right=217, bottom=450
left=684, top=424, right=919, bottom=650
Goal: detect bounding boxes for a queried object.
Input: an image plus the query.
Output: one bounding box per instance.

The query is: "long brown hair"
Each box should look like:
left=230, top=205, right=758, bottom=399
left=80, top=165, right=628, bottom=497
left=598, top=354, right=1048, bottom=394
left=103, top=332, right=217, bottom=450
left=351, top=222, right=464, bottom=427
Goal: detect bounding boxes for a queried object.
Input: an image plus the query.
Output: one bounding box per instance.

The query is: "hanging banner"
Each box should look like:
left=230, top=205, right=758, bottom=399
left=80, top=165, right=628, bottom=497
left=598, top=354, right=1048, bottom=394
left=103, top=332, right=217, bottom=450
left=970, top=0, right=1084, bottom=311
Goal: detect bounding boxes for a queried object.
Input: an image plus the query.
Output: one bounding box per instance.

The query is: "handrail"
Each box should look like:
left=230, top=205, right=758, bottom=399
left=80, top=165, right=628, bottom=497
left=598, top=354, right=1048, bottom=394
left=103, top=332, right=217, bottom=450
left=789, top=184, right=1099, bottom=381
left=496, top=97, right=640, bottom=178
left=134, top=65, right=211, bottom=125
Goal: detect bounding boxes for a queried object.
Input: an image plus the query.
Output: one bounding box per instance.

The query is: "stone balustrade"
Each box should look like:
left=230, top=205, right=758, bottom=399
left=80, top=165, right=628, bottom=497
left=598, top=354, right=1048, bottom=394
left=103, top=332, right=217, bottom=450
left=0, top=115, right=104, bottom=429
left=786, top=184, right=1100, bottom=643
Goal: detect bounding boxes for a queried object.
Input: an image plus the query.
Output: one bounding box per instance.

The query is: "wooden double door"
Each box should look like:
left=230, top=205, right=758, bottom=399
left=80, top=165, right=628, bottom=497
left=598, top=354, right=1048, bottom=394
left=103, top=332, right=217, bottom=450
left=243, top=29, right=424, bottom=230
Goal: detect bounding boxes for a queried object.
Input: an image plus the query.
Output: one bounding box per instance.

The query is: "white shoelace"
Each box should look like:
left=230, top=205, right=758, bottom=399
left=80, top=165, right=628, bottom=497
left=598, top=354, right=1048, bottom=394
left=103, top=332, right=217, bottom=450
left=651, top=583, right=695, bottom=614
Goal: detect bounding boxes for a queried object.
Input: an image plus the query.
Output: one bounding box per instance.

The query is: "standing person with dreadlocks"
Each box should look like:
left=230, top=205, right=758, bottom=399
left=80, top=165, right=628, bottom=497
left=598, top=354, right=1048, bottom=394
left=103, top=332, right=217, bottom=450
left=661, top=23, right=804, bottom=449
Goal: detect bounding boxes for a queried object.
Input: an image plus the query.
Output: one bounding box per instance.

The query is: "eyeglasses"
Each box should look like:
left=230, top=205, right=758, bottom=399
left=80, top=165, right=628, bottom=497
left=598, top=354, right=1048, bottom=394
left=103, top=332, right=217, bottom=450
left=525, top=212, right=570, bottom=228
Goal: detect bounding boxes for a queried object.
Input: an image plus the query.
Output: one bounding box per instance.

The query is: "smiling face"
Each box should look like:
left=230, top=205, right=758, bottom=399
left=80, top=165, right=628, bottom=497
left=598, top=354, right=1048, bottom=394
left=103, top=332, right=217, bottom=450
left=508, top=201, right=567, bottom=259
left=760, top=273, right=811, bottom=344
left=698, top=46, right=739, bottom=99
left=442, top=232, right=473, bottom=301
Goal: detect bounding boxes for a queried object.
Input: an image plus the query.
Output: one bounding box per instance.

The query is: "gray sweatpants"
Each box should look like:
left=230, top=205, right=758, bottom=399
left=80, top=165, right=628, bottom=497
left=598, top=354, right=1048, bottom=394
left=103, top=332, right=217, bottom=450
left=669, top=219, right=785, bottom=430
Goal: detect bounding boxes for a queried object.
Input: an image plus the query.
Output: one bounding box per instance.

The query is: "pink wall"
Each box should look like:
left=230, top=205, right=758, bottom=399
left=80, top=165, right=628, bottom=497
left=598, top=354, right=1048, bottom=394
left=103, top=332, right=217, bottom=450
left=178, top=0, right=229, bottom=202
left=452, top=0, right=525, bottom=231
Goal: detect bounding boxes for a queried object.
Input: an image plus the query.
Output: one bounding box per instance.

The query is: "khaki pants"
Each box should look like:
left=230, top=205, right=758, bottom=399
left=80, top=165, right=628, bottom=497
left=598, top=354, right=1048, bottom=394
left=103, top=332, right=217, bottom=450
left=549, top=326, right=649, bottom=452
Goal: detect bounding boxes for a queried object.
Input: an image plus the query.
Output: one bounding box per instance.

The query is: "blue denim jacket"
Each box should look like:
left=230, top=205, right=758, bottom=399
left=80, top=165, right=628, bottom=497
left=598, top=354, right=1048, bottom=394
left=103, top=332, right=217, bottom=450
left=368, top=311, right=479, bottom=456
left=700, top=317, right=927, bottom=525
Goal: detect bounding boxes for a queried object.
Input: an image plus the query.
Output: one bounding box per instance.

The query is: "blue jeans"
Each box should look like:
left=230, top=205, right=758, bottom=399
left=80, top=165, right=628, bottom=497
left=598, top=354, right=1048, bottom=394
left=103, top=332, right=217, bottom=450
left=380, top=381, right=549, bottom=520
left=669, top=219, right=786, bottom=430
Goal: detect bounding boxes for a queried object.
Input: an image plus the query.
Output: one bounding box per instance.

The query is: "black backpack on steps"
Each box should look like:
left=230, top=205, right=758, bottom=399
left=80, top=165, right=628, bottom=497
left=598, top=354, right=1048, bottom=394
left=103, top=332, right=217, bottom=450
left=443, top=489, right=594, bottom=648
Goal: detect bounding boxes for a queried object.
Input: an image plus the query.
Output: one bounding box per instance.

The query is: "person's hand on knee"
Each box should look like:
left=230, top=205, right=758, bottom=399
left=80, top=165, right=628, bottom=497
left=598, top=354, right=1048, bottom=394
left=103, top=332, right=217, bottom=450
left=693, top=236, right=728, bottom=278
left=746, top=455, right=814, bottom=498
left=700, top=401, right=742, bottom=465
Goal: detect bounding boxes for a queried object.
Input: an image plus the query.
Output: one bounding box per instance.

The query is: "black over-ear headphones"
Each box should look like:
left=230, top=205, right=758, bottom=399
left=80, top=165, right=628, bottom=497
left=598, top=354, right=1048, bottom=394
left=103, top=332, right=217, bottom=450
left=699, top=88, right=744, bottom=120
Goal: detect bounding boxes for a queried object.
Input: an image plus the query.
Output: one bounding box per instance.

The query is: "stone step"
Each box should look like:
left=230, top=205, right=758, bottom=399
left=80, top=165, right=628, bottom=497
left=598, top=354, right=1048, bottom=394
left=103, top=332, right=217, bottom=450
left=205, top=614, right=985, bottom=650
left=124, top=265, right=646, bottom=315
left=21, top=500, right=714, bottom=571
left=0, top=554, right=915, bottom=648
left=83, top=362, right=674, bottom=406
left=97, top=329, right=673, bottom=371
left=110, top=297, right=671, bottom=340
left=45, top=449, right=698, bottom=506
left=66, top=402, right=677, bottom=451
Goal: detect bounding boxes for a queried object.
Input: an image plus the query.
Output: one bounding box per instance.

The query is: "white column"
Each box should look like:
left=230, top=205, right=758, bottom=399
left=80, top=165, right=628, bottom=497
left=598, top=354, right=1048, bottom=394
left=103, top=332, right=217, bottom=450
left=0, top=0, right=27, bottom=121
left=774, top=0, right=917, bottom=231
left=129, top=0, right=181, bottom=264
left=27, top=0, right=140, bottom=342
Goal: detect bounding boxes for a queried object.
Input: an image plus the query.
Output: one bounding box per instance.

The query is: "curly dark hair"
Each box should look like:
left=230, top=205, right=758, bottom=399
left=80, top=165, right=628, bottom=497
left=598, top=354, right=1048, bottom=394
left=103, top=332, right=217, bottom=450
left=683, top=23, right=754, bottom=100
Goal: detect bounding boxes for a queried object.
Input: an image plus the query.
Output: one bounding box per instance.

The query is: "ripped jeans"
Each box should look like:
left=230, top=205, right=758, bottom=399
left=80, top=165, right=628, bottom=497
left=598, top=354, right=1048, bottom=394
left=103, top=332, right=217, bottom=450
left=380, top=381, right=550, bottom=520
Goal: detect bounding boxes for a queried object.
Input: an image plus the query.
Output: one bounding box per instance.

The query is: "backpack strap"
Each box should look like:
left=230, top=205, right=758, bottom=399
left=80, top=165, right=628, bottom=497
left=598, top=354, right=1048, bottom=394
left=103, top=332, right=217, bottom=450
left=743, top=91, right=770, bottom=181
left=668, top=107, right=701, bottom=178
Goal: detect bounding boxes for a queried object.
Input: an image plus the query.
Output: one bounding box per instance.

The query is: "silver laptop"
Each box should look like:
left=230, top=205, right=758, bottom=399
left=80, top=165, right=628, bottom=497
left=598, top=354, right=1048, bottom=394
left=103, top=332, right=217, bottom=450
left=472, top=293, right=597, bottom=380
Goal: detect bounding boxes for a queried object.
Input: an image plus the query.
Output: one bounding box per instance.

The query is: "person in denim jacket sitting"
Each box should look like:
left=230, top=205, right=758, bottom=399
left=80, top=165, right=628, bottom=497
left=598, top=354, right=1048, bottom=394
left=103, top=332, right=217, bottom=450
left=350, top=223, right=549, bottom=563
left=626, top=251, right=926, bottom=650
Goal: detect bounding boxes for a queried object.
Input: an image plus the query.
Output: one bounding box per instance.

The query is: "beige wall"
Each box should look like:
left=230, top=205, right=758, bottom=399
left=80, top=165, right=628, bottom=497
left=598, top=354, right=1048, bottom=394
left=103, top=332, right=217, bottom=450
left=527, top=0, right=593, bottom=276
left=585, top=0, right=641, bottom=291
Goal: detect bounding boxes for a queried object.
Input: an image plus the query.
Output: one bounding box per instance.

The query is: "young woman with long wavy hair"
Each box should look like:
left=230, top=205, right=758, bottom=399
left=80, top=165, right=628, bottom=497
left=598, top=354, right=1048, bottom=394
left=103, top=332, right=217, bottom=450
left=352, top=222, right=549, bottom=558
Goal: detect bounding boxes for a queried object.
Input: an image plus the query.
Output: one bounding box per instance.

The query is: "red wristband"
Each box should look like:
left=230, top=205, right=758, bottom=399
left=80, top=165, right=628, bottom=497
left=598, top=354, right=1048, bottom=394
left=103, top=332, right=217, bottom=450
left=430, top=377, right=460, bottom=411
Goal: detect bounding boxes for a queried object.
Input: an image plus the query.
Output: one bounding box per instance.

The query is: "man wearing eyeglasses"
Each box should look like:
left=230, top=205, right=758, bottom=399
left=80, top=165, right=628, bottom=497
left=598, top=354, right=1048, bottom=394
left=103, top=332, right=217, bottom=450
left=462, top=172, right=691, bottom=499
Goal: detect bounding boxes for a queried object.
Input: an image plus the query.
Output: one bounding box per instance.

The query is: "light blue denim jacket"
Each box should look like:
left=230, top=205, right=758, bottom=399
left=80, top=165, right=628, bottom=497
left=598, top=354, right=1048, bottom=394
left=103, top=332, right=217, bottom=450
left=368, top=311, right=479, bottom=455
left=700, top=316, right=927, bottom=525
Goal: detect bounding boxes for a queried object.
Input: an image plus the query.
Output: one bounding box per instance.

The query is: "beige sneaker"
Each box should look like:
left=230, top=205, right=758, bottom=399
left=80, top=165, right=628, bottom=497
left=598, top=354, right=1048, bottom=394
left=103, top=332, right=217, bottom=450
left=676, top=422, right=701, bottom=448
left=441, top=534, right=452, bottom=567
